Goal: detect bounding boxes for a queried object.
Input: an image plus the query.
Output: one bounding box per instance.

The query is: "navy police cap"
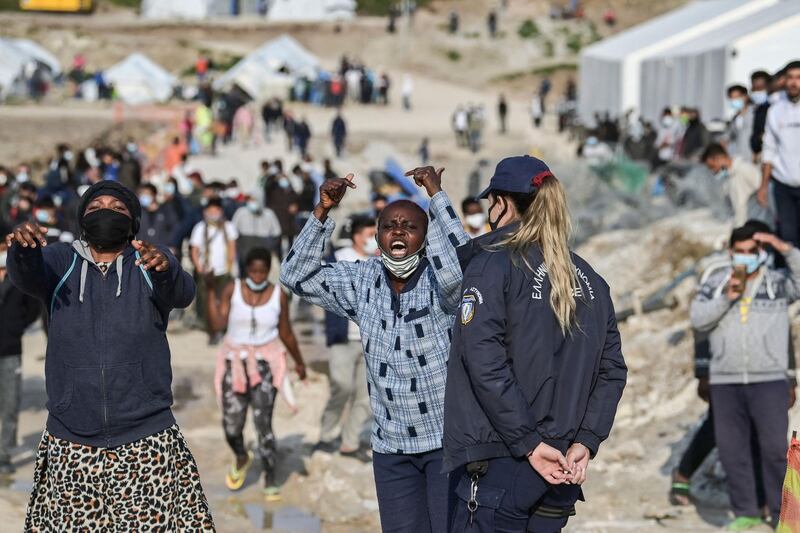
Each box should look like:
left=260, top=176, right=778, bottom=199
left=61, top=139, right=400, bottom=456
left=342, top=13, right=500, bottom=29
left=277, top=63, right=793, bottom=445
left=477, top=155, right=554, bottom=199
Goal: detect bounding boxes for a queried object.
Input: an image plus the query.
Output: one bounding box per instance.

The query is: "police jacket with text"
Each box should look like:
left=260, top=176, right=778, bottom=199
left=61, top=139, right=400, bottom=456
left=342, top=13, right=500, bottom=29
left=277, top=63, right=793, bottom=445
left=442, top=226, right=627, bottom=472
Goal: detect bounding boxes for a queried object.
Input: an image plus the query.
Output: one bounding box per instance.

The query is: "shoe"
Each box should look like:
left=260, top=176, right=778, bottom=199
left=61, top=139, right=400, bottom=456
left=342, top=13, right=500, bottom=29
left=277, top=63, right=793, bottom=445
left=312, top=441, right=338, bottom=454
left=0, top=462, right=15, bottom=476
left=263, top=485, right=282, bottom=502
left=340, top=448, right=372, bottom=463
left=668, top=469, right=691, bottom=506
left=725, top=516, right=772, bottom=532
left=225, top=451, right=253, bottom=491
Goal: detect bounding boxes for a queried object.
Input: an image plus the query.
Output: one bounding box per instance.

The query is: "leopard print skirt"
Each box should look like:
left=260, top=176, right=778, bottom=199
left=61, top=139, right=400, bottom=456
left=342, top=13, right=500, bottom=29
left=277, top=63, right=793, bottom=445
left=24, top=425, right=215, bottom=532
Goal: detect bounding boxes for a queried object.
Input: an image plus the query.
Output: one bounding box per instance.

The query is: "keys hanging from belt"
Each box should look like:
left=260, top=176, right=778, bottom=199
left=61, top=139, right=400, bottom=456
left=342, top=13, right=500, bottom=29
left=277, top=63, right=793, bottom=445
left=466, top=461, right=488, bottom=525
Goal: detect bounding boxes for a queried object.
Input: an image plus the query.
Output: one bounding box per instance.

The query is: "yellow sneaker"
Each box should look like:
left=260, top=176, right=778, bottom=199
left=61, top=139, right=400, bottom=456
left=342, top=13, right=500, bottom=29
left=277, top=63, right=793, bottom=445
left=263, top=485, right=282, bottom=502
left=225, top=451, right=254, bottom=491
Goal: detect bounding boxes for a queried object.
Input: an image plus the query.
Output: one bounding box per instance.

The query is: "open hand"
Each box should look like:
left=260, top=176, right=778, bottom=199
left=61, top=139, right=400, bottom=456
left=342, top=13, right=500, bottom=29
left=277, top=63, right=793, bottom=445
left=405, top=166, right=444, bottom=198
left=754, top=232, right=791, bottom=254
left=565, top=443, right=590, bottom=485
left=132, top=240, right=169, bottom=272
left=6, top=222, right=48, bottom=248
left=528, top=442, right=570, bottom=485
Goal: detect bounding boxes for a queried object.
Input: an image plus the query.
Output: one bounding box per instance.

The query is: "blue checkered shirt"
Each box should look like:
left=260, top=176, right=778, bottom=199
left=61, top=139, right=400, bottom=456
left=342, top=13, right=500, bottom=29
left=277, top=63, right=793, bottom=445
left=280, top=192, right=469, bottom=454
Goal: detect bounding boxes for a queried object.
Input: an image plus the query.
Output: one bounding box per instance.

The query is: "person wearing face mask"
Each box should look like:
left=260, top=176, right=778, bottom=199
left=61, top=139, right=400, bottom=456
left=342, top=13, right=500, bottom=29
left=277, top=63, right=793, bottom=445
left=5, top=180, right=213, bottom=530
left=137, top=183, right=178, bottom=248
left=700, top=143, right=763, bottom=226
left=725, top=84, right=755, bottom=163
left=232, top=194, right=282, bottom=273
left=33, top=197, right=74, bottom=245
left=190, top=198, right=239, bottom=345
left=751, top=69, right=783, bottom=162
left=206, top=248, right=306, bottom=501
left=443, top=156, right=627, bottom=533
left=315, top=216, right=377, bottom=460
left=690, top=224, right=800, bottom=531
left=653, top=108, right=679, bottom=169
left=264, top=161, right=299, bottom=259
left=461, top=197, right=489, bottom=238
left=281, top=166, right=470, bottom=532
left=0, top=240, right=40, bottom=476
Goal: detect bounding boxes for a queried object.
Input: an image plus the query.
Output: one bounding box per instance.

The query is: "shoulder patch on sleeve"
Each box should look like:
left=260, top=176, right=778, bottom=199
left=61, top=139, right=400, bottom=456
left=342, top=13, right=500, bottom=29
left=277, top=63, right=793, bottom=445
left=460, top=287, right=483, bottom=325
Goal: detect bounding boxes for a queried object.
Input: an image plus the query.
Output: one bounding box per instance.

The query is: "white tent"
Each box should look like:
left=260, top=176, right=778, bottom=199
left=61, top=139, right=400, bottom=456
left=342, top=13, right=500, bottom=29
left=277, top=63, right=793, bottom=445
left=266, top=0, right=355, bottom=22
left=0, top=40, right=29, bottom=99
left=140, top=0, right=217, bottom=19
left=640, top=1, right=800, bottom=121
left=104, top=53, right=177, bottom=105
left=214, top=35, right=319, bottom=99
left=10, top=39, right=62, bottom=75
left=578, top=0, right=780, bottom=124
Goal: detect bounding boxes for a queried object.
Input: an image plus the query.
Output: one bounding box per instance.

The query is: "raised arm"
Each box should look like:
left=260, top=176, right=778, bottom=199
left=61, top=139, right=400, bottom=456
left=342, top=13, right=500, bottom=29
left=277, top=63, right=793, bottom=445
left=133, top=240, right=196, bottom=310
left=755, top=232, right=800, bottom=302
left=5, top=222, right=62, bottom=301
left=405, top=166, right=471, bottom=314
left=279, top=174, right=364, bottom=323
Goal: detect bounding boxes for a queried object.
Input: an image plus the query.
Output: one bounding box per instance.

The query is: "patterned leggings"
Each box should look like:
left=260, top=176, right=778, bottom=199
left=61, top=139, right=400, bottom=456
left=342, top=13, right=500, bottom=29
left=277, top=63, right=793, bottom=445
left=222, top=360, right=277, bottom=482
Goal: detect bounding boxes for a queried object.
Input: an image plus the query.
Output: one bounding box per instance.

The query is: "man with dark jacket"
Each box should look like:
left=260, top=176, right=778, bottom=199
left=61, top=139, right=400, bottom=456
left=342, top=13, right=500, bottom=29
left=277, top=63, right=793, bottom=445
left=331, top=113, right=347, bottom=158
left=442, top=156, right=627, bottom=532
left=0, top=240, right=40, bottom=474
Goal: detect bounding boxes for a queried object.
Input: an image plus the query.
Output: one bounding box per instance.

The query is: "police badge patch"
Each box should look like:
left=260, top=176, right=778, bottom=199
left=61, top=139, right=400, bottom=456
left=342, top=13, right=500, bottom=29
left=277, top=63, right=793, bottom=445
left=461, top=294, right=476, bottom=325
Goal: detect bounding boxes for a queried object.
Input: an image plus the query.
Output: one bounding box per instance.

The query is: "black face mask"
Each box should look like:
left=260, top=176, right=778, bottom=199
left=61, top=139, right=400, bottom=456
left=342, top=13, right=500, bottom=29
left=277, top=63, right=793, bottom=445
left=81, top=209, right=132, bottom=250
left=488, top=196, right=508, bottom=231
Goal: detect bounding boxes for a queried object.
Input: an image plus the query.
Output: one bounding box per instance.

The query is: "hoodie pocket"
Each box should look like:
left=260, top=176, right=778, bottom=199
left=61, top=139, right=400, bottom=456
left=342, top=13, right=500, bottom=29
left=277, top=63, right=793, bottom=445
left=52, top=366, right=104, bottom=436
left=106, top=362, right=161, bottom=430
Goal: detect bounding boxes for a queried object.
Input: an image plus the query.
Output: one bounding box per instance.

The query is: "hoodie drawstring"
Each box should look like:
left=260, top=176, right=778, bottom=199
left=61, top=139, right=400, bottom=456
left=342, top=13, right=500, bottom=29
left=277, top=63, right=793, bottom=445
left=79, top=259, right=88, bottom=303
left=116, top=254, right=123, bottom=298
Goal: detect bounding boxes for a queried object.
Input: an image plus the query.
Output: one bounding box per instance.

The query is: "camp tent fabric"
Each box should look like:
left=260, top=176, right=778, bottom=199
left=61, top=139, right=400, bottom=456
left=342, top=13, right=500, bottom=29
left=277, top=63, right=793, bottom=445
left=384, top=158, right=430, bottom=210
left=104, top=53, right=177, bottom=105
left=140, top=0, right=217, bottom=19
left=267, top=0, right=355, bottom=22
left=214, top=35, right=320, bottom=99
left=640, top=1, right=800, bottom=122
left=9, top=39, right=61, bottom=75
left=0, top=40, right=30, bottom=99
left=578, top=0, right=779, bottom=124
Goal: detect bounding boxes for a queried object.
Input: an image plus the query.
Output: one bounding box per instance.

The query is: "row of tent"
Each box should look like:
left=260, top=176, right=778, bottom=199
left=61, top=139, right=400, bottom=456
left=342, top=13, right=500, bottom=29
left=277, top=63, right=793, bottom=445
left=579, top=0, right=800, bottom=124
left=0, top=34, right=321, bottom=105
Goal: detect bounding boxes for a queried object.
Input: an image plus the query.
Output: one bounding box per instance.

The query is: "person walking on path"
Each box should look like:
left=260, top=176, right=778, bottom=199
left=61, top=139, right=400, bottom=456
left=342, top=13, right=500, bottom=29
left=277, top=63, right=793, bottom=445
left=281, top=166, right=470, bottom=532
left=206, top=247, right=306, bottom=501
left=6, top=180, right=213, bottom=531
left=442, top=156, right=627, bottom=532
left=332, top=113, right=348, bottom=158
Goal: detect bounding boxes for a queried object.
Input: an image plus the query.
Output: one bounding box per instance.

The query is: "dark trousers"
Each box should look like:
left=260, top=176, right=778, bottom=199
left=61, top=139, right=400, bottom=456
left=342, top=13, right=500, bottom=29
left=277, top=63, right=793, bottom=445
left=373, top=448, right=449, bottom=533
left=0, top=355, right=21, bottom=465
left=449, top=456, right=580, bottom=533
left=711, top=381, right=789, bottom=523
left=773, top=179, right=800, bottom=248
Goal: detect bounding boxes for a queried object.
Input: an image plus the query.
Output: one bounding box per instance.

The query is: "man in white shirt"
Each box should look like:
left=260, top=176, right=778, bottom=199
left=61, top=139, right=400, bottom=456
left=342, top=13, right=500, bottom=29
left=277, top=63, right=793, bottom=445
left=232, top=195, right=281, bottom=272
left=315, top=216, right=377, bottom=460
left=190, top=198, right=238, bottom=344
left=759, top=61, right=800, bottom=247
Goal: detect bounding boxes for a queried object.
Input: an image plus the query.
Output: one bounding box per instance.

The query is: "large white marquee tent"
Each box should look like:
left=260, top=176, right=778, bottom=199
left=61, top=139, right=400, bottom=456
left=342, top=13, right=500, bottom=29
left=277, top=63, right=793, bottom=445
left=578, top=0, right=784, bottom=124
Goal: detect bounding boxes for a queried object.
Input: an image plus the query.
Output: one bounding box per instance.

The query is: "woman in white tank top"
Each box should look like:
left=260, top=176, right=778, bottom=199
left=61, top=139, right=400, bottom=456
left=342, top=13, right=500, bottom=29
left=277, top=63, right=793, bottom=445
left=206, top=247, right=306, bottom=501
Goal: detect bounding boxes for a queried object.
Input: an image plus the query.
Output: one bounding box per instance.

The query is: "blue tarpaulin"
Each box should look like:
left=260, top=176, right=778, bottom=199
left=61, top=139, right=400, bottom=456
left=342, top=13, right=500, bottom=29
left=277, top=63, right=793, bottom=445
left=385, top=158, right=430, bottom=210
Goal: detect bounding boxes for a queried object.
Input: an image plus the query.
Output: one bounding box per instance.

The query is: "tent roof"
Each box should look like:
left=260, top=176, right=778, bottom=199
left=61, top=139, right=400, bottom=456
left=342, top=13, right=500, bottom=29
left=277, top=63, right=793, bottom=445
left=10, top=39, right=61, bottom=75
left=104, top=53, right=177, bottom=104
left=214, top=35, right=320, bottom=97
left=582, top=0, right=776, bottom=60
left=140, top=0, right=214, bottom=19
left=267, top=0, right=355, bottom=22
left=0, top=40, right=29, bottom=90
left=649, top=0, right=800, bottom=57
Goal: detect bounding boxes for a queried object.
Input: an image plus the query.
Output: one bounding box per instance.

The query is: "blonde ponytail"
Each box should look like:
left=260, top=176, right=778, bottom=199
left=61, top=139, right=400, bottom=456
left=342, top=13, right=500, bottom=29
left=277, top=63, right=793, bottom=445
left=499, top=176, right=576, bottom=333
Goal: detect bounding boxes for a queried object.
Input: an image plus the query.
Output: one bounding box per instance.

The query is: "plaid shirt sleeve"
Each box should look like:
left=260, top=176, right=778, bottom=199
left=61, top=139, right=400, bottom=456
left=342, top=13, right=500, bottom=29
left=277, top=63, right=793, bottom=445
left=426, top=191, right=471, bottom=315
left=280, top=216, right=363, bottom=326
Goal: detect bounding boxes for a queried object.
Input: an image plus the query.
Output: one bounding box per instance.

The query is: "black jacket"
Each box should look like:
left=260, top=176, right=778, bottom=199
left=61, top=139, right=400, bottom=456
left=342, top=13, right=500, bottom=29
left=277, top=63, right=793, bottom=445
left=8, top=240, right=195, bottom=448
left=0, top=277, right=40, bottom=356
left=442, top=227, right=627, bottom=472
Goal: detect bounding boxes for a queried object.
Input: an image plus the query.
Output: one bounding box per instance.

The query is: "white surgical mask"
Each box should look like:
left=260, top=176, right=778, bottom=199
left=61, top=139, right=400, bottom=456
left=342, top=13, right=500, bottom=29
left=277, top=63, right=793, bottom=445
left=380, top=242, right=424, bottom=279
left=247, top=200, right=261, bottom=213
left=362, top=238, right=379, bottom=256
left=0, top=174, right=6, bottom=187
left=63, top=151, right=73, bottom=162
left=245, top=277, right=269, bottom=292
left=465, top=213, right=486, bottom=229
left=15, top=172, right=28, bottom=183
left=278, top=177, right=290, bottom=189
left=751, top=90, right=768, bottom=106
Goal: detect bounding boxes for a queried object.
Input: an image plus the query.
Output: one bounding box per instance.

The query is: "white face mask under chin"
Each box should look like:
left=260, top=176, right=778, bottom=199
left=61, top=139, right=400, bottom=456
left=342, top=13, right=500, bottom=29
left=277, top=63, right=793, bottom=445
left=381, top=247, right=423, bottom=279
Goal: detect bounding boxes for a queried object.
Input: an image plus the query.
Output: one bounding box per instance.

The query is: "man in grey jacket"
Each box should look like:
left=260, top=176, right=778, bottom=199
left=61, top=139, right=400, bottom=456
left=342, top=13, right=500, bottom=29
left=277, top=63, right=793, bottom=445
left=690, top=223, right=799, bottom=531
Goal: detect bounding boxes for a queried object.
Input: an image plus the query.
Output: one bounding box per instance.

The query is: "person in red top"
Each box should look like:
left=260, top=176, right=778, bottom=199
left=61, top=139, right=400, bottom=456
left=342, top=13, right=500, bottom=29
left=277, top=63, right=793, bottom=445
left=196, top=54, right=210, bottom=82
left=163, top=136, right=188, bottom=175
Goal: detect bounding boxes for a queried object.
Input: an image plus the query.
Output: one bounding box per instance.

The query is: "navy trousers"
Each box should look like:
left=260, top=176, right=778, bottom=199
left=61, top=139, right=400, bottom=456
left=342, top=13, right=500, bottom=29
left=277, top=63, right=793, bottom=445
left=711, top=380, right=789, bottom=524
left=449, top=456, right=581, bottom=533
left=373, top=448, right=450, bottom=533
